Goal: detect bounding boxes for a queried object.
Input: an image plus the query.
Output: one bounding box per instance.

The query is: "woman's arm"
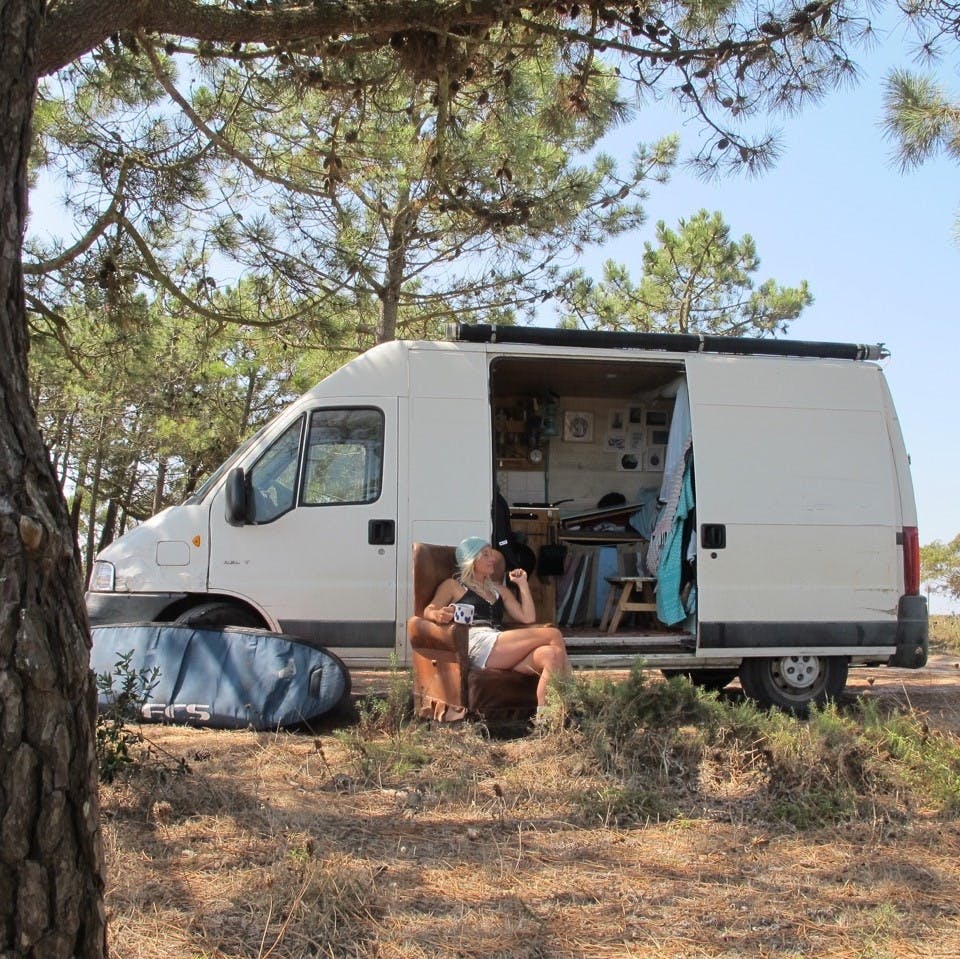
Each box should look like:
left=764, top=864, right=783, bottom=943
left=424, top=578, right=460, bottom=625
left=500, top=568, right=536, bottom=624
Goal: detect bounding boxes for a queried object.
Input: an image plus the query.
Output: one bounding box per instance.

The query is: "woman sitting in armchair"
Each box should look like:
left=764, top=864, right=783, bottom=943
left=424, top=537, right=570, bottom=707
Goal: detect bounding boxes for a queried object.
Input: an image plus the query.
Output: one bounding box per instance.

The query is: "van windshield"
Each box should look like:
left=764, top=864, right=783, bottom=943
left=184, top=423, right=270, bottom=505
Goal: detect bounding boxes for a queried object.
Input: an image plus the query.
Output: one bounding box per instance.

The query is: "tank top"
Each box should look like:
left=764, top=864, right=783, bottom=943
left=456, top=582, right=504, bottom=627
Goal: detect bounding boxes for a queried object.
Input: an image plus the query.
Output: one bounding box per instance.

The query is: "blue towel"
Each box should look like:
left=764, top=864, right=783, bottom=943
left=656, top=458, right=695, bottom=626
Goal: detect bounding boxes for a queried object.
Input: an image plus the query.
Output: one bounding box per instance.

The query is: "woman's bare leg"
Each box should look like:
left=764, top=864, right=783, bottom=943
left=485, top=626, right=569, bottom=705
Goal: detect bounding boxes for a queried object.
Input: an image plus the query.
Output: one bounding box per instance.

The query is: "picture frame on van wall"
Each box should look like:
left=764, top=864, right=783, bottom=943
left=645, top=446, right=666, bottom=471
left=563, top=411, right=594, bottom=442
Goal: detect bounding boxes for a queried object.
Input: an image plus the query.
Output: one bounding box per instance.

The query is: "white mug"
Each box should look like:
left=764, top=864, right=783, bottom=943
left=452, top=603, right=475, bottom=625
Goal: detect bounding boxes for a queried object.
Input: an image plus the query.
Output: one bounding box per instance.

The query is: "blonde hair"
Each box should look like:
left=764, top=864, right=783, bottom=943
left=458, top=552, right=497, bottom=595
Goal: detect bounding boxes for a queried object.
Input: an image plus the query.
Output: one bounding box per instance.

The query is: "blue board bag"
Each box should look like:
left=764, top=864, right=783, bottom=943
left=91, top=623, right=351, bottom=730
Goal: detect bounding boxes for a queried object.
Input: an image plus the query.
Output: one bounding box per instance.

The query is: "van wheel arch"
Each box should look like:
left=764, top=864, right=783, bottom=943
left=172, top=600, right=267, bottom=630
left=739, top=655, right=848, bottom=715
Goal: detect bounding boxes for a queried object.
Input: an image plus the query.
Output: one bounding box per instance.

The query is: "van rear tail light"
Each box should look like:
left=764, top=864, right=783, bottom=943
left=902, top=526, right=920, bottom=596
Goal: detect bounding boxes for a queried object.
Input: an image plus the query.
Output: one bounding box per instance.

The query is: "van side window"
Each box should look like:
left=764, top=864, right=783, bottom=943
left=303, top=408, right=384, bottom=506
left=248, top=418, right=303, bottom=523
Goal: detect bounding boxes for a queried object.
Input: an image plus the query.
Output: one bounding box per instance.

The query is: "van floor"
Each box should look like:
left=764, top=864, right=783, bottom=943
left=560, top=624, right=696, bottom=663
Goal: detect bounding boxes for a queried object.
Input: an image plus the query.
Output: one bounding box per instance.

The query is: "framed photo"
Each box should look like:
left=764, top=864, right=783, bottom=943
left=645, top=446, right=667, bottom=471
left=645, top=409, right=669, bottom=427
left=608, top=408, right=627, bottom=432
left=563, top=410, right=594, bottom=443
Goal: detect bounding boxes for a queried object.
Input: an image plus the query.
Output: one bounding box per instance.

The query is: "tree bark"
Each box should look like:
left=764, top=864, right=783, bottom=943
left=0, top=2, right=107, bottom=957
left=152, top=460, right=167, bottom=517
left=378, top=191, right=415, bottom=344
left=82, top=422, right=106, bottom=584
left=37, top=0, right=513, bottom=77
left=96, top=499, right=118, bottom=557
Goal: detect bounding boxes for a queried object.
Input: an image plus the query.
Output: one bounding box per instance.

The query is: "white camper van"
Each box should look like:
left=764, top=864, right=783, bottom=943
left=86, top=324, right=928, bottom=711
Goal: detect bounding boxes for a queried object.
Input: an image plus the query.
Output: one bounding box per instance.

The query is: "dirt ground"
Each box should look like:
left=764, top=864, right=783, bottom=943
left=101, top=655, right=960, bottom=959
left=844, top=652, right=960, bottom=733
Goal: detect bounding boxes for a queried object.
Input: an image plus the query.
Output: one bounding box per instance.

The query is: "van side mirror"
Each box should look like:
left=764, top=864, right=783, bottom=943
left=225, top=467, right=249, bottom=526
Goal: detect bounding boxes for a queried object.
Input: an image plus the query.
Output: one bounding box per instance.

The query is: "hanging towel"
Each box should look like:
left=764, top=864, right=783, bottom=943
left=654, top=455, right=696, bottom=626
left=646, top=436, right=693, bottom=576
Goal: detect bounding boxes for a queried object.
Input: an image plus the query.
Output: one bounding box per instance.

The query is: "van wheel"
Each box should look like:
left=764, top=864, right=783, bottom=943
left=174, top=602, right=265, bottom=630
left=661, top=669, right=738, bottom=692
left=739, top=655, right=848, bottom=715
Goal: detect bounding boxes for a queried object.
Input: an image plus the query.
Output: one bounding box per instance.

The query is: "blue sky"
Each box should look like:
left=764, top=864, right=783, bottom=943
left=547, top=17, right=959, bottom=608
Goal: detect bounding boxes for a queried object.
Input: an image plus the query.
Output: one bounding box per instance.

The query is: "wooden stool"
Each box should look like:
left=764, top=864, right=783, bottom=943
left=598, top=576, right=657, bottom=633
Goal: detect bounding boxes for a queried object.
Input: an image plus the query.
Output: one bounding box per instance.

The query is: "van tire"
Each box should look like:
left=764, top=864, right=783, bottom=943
left=739, top=655, right=848, bottom=715
left=174, top=601, right=266, bottom=630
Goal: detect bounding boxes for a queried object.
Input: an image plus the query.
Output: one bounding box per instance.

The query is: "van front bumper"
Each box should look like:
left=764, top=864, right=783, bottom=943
left=85, top=591, right=189, bottom=627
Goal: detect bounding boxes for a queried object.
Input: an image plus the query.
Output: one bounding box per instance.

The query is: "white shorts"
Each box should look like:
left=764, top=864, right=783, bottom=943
left=467, top=626, right=501, bottom=669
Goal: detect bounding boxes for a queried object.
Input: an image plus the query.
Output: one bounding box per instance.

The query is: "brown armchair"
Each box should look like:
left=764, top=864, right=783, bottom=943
left=407, top=542, right=539, bottom=723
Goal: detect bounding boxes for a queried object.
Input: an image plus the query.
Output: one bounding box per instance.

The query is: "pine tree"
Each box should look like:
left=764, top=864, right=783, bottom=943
left=558, top=209, right=812, bottom=335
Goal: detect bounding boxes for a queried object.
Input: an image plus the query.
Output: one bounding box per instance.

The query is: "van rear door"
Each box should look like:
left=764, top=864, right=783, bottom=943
left=686, top=354, right=901, bottom=647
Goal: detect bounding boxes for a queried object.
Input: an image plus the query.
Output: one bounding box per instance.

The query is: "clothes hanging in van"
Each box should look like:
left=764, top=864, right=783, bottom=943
left=651, top=452, right=696, bottom=626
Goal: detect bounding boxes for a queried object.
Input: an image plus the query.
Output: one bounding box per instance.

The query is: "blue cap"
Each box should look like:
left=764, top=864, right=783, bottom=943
left=455, top=537, right=487, bottom=566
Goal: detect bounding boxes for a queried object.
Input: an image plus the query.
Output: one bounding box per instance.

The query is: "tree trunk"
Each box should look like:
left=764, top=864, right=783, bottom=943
left=0, top=2, right=107, bottom=957
left=377, top=191, right=414, bottom=344
left=82, top=421, right=106, bottom=586
left=152, top=459, right=167, bottom=516
left=96, top=499, right=118, bottom=556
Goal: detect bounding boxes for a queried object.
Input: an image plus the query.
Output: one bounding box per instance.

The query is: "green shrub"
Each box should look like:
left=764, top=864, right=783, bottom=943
left=858, top=697, right=960, bottom=814
left=353, top=655, right=413, bottom=738
left=553, top=667, right=960, bottom=826
left=555, top=665, right=717, bottom=777
left=95, top=651, right=160, bottom=782
left=336, top=659, right=426, bottom=782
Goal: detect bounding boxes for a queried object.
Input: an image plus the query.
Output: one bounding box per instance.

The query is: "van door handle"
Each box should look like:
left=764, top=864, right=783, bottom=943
left=368, top=519, right=395, bottom=545
left=701, top=524, right=726, bottom=550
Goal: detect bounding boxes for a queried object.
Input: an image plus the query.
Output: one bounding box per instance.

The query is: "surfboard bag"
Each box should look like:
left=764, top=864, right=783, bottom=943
left=91, top=623, right=351, bottom=730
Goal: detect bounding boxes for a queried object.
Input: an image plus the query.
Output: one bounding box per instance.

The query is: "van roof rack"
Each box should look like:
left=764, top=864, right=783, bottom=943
left=448, top=323, right=888, bottom=362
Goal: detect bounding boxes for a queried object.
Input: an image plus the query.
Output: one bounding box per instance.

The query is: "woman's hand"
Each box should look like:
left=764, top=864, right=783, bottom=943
left=432, top=604, right=455, bottom=625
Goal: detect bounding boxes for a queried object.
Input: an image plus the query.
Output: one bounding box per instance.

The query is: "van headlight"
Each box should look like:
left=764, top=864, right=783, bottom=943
left=90, top=561, right=115, bottom=592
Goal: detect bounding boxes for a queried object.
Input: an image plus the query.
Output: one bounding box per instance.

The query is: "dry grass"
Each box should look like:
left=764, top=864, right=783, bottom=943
left=931, top=614, right=960, bottom=655
left=102, top=656, right=960, bottom=959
